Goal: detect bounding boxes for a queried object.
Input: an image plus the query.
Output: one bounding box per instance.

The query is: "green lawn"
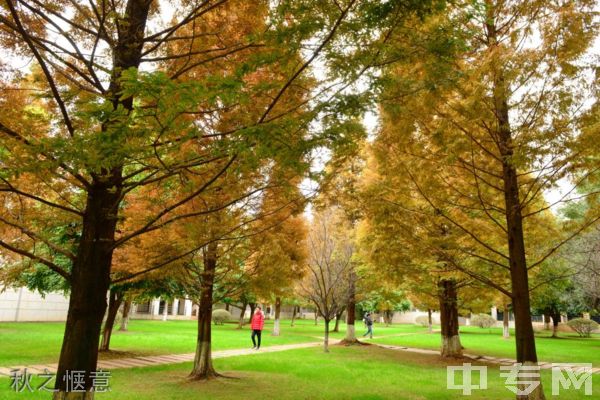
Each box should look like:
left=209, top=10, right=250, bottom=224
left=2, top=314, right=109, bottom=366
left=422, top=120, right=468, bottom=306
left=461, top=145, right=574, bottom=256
left=372, top=325, right=600, bottom=365
left=2, top=318, right=598, bottom=368
left=1, top=345, right=596, bottom=399
left=0, top=318, right=427, bottom=366
left=2, top=321, right=598, bottom=399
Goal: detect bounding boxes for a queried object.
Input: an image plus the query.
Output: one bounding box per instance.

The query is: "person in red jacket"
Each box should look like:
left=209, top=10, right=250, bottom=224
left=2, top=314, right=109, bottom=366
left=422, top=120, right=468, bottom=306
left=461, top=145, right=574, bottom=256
left=251, top=306, right=265, bottom=350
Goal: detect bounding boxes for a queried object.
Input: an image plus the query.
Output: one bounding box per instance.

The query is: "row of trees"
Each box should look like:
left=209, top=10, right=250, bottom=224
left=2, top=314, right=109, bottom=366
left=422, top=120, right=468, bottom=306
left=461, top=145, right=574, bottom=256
left=0, top=1, right=442, bottom=398
left=351, top=2, right=600, bottom=400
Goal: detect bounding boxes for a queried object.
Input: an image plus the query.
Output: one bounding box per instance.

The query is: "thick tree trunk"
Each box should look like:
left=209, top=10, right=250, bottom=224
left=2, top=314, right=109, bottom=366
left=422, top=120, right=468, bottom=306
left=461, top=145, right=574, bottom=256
left=344, top=272, right=359, bottom=343
left=438, top=279, right=462, bottom=358
left=99, top=290, right=124, bottom=351
left=384, top=310, right=394, bottom=326
left=162, top=300, right=169, bottom=321
left=272, top=297, right=281, bottom=336
left=238, top=301, right=247, bottom=329
left=323, top=319, right=330, bottom=352
left=189, top=243, right=220, bottom=380
left=119, top=299, right=131, bottom=332
left=427, top=308, right=433, bottom=333
left=543, top=312, right=551, bottom=331
left=503, top=304, right=510, bottom=339
left=333, top=307, right=345, bottom=332
left=248, top=303, right=256, bottom=324
left=53, top=172, right=125, bottom=399
left=551, top=312, right=560, bottom=338
left=486, top=7, right=545, bottom=398
left=291, top=305, right=298, bottom=327
left=225, top=303, right=229, bottom=311
left=344, top=282, right=359, bottom=343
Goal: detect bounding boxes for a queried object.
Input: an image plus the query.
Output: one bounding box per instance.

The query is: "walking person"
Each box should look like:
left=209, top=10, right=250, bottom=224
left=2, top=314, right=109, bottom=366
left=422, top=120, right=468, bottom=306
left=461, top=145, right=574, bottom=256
left=363, top=312, right=373, bottom=339
left=251, top=305, right=265, bottom=350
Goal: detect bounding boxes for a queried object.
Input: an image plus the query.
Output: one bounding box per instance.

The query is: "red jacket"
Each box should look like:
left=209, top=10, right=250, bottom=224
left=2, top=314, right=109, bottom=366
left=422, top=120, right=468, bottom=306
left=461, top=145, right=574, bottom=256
left=251, top=310, right=265, bottom=330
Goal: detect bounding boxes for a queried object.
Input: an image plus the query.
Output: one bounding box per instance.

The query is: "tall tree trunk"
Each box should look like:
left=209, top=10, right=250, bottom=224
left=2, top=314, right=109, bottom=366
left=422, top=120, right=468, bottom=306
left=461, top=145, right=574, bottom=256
left=438, top=279, right=462, bottom=358
left=486, top=6, right=545, bottom=398
left=99, top=290, right=124, bottom=351
left=503, top=304, right=510, bottom=339
left=543, top=311, right=551, bottom=331
left=427, top=308, right=433, bottom=333
left=272, top=297, right=282, bottom=336
left=225, top=303, right=229, bottom=311
left=248, top=303, right=256, bottom=324
left=162, top=299, right=169, bottom=321
left=53, top=170, right=126, bottom=399
left=323, top=319, right=330, bottom=352
left=333, top=307, right=345, bottom=332
left=333, top=314, right=340, bottom=332
left=551, top=311, right=561, bottom=338
left=189, top=243, right=219, bottom=380
left=238, top=301, right=247, bottom=329
left=291, top=305, right=298, bottom=327
left=385, top=310, right=394, bottom=326
left=119, top=299, right=131, bottom=332
left=344, top=271, right=358, bottom=343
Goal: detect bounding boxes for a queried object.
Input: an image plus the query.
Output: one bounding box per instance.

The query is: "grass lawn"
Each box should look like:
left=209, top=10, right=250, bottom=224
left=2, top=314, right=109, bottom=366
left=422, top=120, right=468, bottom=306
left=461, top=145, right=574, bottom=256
left=372, top=325, right=600, bottom=366
left=1, top=344, right=596, bottom=399
left=0, top=318, right=427, bottom=366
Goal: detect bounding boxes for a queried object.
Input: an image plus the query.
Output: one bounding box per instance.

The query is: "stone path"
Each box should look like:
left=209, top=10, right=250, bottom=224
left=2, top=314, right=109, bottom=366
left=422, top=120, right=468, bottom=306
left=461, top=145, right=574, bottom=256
left=372, top=343, right=600, bottom=374
left=0, top=341, right=326, bottom=377
left=2, top=337, right=598, bottom=377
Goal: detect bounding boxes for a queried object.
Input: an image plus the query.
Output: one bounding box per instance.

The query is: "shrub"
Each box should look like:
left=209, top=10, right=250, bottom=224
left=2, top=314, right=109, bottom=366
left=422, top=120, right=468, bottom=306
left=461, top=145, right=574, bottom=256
left=212, top=309, right=232, bottom=325
left=567, top=318, right=599, bottom=338
left=471, top=313, right=496, bottom=329
left=415, top=315, right=430, bottom=327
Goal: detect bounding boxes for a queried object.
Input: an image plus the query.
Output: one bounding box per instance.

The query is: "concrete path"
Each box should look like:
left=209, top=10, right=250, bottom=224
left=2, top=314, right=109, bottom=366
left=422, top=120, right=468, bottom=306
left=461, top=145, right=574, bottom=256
left=372, top=343, right=600, bottom=374
left=2, top=337, right=598, bottom=377
left=0, top=341, right=328, bottom=377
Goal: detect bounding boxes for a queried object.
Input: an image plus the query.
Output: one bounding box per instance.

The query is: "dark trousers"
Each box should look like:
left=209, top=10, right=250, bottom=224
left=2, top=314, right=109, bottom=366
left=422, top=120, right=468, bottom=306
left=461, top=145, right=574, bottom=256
left=251, top=329, right=262, bottom=348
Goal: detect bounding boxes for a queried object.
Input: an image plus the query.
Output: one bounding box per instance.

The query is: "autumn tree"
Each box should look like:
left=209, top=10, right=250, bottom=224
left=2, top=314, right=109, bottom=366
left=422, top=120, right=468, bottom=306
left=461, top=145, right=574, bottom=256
left=0, top=0, right=395, bottom=396
left=299, top=208, right=353, bottom=352
left=369, top=1, right=599, bottom=398
left=318, top=153, right=366, bottom=343
left=359, top=147, right=488, bottom=357
left=247, top=178, right=308, bottom=337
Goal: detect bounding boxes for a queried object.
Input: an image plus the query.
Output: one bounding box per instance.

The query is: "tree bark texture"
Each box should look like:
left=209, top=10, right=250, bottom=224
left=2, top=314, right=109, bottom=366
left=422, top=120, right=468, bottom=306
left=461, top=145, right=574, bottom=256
left=272, top=297, right=281, bottom=336
left=119, top=299, right=131, bottom=332
left=99, top=290, right=124, bottom=351
left=189, top=243, right=220, bottom=380
left=438, top=279, right=462, bottom=358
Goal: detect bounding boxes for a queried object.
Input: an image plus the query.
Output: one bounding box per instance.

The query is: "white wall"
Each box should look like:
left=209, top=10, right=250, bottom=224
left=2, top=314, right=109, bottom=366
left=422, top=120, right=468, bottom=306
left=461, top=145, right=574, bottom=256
left=0, top=287, right=70, bottom=322
left=392, top=310, right=441, bottom=325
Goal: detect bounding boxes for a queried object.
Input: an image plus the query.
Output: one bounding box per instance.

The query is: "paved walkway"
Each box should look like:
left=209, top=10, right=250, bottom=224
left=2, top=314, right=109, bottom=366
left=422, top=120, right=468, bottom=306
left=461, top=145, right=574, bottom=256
left=0, top=341, right=328, bottom=376
left=2, top=337, right=599, bottom=376
left=372, top=343, right=600, bottom=374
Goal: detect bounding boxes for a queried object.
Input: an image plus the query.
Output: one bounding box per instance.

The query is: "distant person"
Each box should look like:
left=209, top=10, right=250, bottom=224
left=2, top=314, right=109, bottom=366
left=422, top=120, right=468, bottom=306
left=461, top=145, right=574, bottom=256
left=251, top=306, right=265, bottom=350
left=363, top=312, right=373, bottom=338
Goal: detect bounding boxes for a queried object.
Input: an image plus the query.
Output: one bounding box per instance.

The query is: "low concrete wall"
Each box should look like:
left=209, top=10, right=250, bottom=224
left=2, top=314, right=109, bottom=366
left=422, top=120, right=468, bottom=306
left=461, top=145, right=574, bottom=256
left=0, top=287, right=70, bottom=322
